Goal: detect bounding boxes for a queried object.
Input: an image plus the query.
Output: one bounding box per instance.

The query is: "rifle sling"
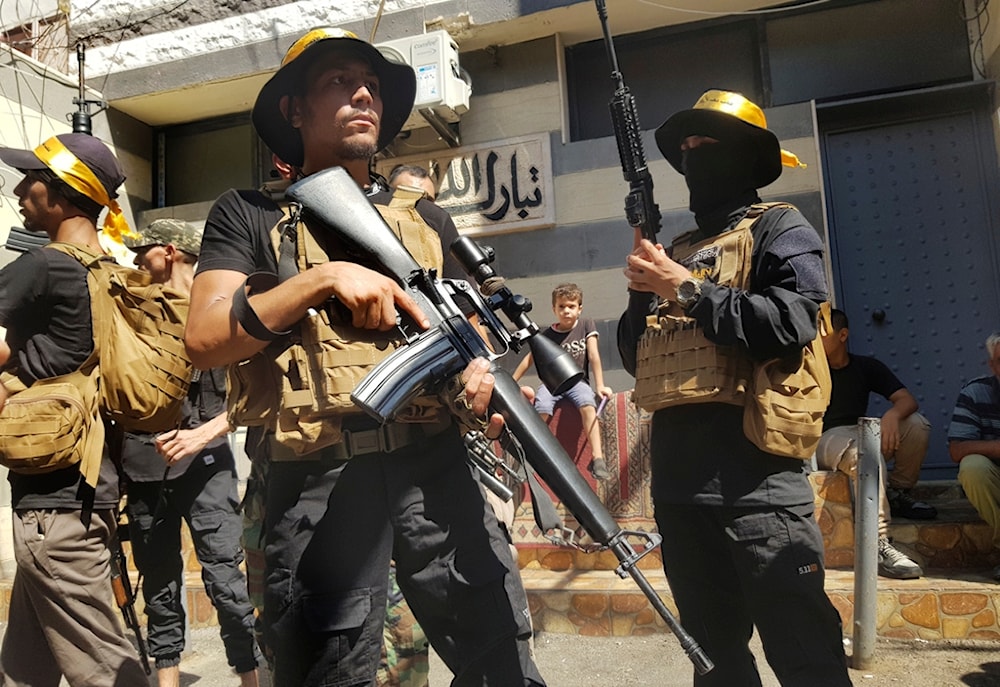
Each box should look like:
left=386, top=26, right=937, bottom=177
left=524, top=464, right=564, bottom=534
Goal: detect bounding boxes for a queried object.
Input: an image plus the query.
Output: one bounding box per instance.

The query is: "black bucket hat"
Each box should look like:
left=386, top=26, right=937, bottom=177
left=252, top=27, right=416, bottom=168
left=654, top=90, right=803, bottom=189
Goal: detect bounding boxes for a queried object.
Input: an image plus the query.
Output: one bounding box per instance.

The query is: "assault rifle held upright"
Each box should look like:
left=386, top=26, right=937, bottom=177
left=594, top=0, right=661, bottom=242
left=285, top=167, right=713, bottom=675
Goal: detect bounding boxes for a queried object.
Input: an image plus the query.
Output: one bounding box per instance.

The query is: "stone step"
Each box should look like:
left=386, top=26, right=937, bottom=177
left=811, top=473, right=1000, bottom=570
left=1, top=498, right=994, bottom=644
left=519, top=564, right=1000, bottom=642
left=2, top=556, right=989, bottom=643
left=505, top=467, right=1000, bottom=643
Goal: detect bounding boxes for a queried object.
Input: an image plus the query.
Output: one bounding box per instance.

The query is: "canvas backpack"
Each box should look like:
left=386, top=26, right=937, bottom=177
left=49, top=243, right=194, bottom=433
left=0, top=353, right=105, bottom=485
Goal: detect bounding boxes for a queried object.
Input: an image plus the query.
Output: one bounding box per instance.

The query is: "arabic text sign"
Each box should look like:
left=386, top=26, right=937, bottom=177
left=382, top=134, right=555, bottom=236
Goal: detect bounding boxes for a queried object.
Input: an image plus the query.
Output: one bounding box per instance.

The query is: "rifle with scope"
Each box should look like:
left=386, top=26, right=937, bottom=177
left=285, top=167, right=713, bottom=675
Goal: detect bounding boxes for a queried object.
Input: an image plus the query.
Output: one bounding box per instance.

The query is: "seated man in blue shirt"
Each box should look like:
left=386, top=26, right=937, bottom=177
left=948, top=331, right=1000, bottom=581
left=815, top=309, right=935, bottom=579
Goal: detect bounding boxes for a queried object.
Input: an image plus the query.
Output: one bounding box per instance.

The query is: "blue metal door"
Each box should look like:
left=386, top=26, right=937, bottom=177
left=819, top=85, right=1000, bottom=479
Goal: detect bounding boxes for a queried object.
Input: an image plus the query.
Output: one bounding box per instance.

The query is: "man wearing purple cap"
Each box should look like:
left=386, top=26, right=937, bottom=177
left=185, top=28, right=543, bottom=687
left=0, top=133, right=148, bottom=685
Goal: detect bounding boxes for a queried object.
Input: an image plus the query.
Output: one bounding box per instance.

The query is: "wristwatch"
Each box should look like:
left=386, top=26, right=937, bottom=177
left=675, top=277, right=703, bottom=310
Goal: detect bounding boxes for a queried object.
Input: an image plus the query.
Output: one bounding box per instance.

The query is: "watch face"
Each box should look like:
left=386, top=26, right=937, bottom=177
left=677, top=278, right=700, bottom=306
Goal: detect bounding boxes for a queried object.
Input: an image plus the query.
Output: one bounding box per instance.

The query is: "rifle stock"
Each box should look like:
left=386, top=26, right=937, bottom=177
left=285, top=167, right=712, bottom=674
left=109, top=526, right=151, bottom=675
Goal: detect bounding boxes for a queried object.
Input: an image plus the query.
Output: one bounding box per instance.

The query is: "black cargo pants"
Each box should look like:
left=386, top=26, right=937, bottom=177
left=261, top=425, right=543, bottom=687
left=127, top=466, right=259, bottom=673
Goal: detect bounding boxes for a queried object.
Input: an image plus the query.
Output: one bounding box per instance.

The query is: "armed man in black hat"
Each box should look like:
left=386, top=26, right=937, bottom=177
left=617, top=91, right=852, bottom=685
left=184, top=28, right=544, bottom=686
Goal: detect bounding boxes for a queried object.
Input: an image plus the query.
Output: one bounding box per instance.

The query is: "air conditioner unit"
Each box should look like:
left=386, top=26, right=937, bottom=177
left=376, top=30, right=471, bottom=135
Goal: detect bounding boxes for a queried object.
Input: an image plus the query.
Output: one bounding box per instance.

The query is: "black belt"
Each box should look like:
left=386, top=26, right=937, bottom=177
left=269, top=419, right=451, bottom=462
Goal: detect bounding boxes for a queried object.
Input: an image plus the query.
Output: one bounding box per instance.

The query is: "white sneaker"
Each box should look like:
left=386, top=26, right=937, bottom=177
left=878, top=536, right=923, bottom=579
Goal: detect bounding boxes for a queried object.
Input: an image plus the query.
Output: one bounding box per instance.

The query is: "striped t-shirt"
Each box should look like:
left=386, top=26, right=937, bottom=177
left=947, top=375, right=1000, bottom=442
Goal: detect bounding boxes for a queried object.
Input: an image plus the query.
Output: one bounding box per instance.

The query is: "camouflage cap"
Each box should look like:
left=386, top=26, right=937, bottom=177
left=124, top=218, right=203, bottom=256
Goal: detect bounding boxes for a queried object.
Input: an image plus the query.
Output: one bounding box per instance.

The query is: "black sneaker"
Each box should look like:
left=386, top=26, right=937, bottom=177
left=588, top=458, right=611, bottom=481
left=887, top=488, right=937, bottom=520
left=878, top=536, right=923, bottom=579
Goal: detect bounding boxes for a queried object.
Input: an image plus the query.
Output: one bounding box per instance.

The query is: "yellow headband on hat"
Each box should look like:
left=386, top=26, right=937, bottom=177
left=282, top=27, right=360, bottom=67
left=32, top=136, right=135, bottom=241
left=693, top=90, right=806, bottom=169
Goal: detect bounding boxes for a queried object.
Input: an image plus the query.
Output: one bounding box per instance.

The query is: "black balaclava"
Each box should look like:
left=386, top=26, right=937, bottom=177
left=681, top=138, right=759, bottom=216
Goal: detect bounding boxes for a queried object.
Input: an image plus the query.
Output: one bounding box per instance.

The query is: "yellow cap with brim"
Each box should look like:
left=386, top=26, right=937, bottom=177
left=654, top=90, right=804, bottom=189
left=252, top=27, right=416, bottom=167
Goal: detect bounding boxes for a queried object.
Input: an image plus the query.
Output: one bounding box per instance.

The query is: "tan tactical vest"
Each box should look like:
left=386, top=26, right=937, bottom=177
left=632, top=205, right=774, bottom=411
left=632, top=202, right=832, bottom=459
left=226, top=185, right=447, bottom=457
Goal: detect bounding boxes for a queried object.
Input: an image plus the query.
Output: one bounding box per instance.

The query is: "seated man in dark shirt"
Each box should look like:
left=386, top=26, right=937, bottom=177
left=816, top=308, right=935, bottom=579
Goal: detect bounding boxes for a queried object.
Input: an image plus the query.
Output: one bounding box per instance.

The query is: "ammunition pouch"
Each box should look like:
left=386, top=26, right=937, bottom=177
left=632, top=208, right=757, bottom=412
left=742, top=305, right=832, bottom=459
left=0, top=363, right=105, bottom=485
left=632, top=315, right=751, bottom=411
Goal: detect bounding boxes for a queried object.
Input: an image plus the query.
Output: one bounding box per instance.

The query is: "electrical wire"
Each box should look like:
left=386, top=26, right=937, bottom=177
left=73, top=0, right=195, bottom=46
left=370, top=0, right=387, bottom=43
left=961, top=0, right=991, bottom=79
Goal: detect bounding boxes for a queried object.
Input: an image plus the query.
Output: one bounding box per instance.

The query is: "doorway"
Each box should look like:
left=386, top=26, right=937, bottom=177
left=818, top=83, right=1000, bottom=479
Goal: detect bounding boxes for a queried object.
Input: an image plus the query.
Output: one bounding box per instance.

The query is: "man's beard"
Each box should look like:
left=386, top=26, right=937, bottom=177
left=19, top=212, right=45, bottom=234
left=339, top=137, right=379, bottom=161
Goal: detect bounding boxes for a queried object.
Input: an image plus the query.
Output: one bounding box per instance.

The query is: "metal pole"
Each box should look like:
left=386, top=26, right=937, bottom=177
left=852, top=417, right=880, bottom=669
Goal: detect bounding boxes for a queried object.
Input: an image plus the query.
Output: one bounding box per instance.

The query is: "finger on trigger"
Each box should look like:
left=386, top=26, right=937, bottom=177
left=393, top=284, right=430, bottom=330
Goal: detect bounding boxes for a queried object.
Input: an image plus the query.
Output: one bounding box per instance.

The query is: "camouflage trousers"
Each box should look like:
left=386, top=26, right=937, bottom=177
left=378, top=566, right=429, bottom=687
left=241, top=457, right=429, bottom=686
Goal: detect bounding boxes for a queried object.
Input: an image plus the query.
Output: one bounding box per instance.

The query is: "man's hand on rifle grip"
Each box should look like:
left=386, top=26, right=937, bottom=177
left=316, top=261, right=430, bottom=331
left=624, top=233, right=692, bottom=301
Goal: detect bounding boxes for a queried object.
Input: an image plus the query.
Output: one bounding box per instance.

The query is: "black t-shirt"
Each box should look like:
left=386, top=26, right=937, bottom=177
left=823, top=353, right=904, bottom=431
left=542, top=317, right=596, bottom=385
left=121, top=367, right=234, bottom=482
left=0, top=248, right=93, bottom=383
left=0, top=246, right=119, bottom=509
left=197, top=184, right=465, bottom=281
